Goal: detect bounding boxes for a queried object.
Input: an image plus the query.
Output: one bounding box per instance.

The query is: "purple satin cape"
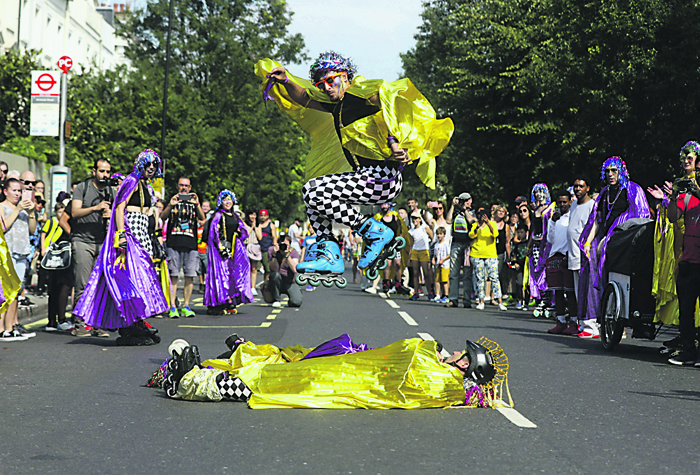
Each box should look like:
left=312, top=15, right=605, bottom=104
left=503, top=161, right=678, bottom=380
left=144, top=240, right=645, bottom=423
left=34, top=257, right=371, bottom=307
left=204, top=210, right=253, bottom=307
left=73, top=174, right=168, bottom=329
left=528, top=205, right=553, bottom=299
left=577, top=181, right=650, bottom=320
left=302, top=334, right=370, bottom=360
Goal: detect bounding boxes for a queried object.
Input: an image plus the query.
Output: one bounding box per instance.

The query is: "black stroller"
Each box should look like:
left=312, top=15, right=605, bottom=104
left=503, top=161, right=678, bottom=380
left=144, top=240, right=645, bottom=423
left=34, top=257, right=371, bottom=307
left=598, top=218, right=658, bottom=350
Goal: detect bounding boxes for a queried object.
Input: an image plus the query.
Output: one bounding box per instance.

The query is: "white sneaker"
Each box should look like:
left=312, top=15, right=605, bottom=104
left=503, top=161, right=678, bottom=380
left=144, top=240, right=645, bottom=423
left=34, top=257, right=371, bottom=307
left=57, top=322, right=74, bottom=331
left=45, top=325, right=58, bottom=332
left=498, top=303, right=507, bottom=311
left=364, top=287, right=377, bottom=294
left=476, top=302, right=485, bottom=310
left=272, top=301, right=282, bottom=308
left=251, top=287, right=258, bottom=296
left=0, top=330, right=28, bottom=341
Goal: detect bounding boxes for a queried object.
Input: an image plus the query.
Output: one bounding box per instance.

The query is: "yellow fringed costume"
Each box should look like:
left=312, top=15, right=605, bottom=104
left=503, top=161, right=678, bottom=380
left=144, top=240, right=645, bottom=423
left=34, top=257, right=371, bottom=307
left=0, top=226, right=21, bottom=313
left=254, top=59, right=454, bottom=189
left=176, top=338, right=500, bottom=409
left=652, top=204, right=700, bottom=326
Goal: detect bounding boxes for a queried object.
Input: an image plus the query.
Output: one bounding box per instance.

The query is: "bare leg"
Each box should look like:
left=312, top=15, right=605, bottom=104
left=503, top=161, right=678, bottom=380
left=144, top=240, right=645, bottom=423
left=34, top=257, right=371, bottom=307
left=170, top=276, right=179, bottom=306
left=184, top=276, right=194, bottom=307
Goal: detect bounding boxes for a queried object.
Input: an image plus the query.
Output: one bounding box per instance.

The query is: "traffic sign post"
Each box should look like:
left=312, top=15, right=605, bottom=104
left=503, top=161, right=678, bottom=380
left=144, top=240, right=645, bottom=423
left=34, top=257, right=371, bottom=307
left=57, top=56, right=72, bottom=167
left=30, top=71, right=60, bottom=136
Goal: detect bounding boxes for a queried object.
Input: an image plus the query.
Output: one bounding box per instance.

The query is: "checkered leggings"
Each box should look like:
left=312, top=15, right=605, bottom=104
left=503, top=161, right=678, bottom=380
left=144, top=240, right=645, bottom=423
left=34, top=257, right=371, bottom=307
left=302, top=164, right=402, bottom=237
left=126, top=211, right=153, bottom=257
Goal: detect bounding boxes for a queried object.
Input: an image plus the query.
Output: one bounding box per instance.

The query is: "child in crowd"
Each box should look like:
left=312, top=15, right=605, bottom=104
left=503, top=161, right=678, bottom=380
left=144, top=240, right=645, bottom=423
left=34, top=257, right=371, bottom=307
left=507, top=223, right=530, bottom=309
left=433, top=227, right=450, bottom=303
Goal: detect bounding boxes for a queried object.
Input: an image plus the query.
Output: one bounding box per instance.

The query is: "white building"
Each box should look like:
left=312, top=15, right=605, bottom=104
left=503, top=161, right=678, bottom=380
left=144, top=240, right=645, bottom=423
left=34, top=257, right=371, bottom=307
left=0, top=0, right=131, bottom=71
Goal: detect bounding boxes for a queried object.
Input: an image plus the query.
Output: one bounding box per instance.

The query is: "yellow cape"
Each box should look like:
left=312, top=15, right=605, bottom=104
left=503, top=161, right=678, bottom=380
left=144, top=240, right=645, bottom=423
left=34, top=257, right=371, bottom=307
left=199, top=338, right=465, bottom=409
left=254, top=59, right=454, bottom=189
left=0, top=226, right=21, bottom=313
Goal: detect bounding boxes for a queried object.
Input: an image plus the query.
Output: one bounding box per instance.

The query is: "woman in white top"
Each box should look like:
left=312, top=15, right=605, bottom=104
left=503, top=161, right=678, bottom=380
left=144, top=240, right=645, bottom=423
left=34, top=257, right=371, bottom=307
left=1, top=178, right=37, bottom=341
left=408, top=211, right=435, bottom=300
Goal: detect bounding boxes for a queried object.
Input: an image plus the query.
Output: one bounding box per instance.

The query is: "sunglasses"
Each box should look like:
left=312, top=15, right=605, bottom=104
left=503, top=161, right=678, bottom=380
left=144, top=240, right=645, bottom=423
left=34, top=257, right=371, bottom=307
left=0, top=169, right=7, bottom=174
left=314, top=72, right=344, bottom=89
left=22, top=180, right=37, bottom=186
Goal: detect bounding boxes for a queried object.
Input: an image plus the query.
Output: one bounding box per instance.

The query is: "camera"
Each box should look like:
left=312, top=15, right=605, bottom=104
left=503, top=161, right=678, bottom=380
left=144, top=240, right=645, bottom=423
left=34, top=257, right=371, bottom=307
left=674, top=177, right=696, bottom=195
left=99, top=176, right=120, bottom=187
left=278, top=242, right=288, bottom=253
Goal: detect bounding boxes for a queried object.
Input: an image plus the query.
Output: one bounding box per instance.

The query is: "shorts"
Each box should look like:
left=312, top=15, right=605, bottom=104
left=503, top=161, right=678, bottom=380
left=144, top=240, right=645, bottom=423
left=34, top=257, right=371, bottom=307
left=167, top=247, right=199, bottom=277
left=546, top=254, right=574, bottom=290
left=410, top=249, right=430, bottom=262
left=437, top=267, right=449, bottom=283
left=197, top=252, right=208, bottom=276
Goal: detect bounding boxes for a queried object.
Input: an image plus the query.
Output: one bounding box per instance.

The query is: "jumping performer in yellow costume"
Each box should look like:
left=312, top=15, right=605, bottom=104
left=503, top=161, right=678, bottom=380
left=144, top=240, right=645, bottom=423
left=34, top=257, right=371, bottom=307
left=255, top=52, right=453, bottom=288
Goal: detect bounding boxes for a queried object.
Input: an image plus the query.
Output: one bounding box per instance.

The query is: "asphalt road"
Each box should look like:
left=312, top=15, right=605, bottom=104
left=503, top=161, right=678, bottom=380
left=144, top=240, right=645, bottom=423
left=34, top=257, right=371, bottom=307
left=1, top=268, right=699, bottom=475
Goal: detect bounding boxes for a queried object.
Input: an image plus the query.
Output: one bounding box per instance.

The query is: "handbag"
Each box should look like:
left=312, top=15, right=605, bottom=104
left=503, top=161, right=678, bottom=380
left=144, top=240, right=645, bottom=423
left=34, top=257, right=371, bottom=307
left=40, top=241, right=71, bottom=271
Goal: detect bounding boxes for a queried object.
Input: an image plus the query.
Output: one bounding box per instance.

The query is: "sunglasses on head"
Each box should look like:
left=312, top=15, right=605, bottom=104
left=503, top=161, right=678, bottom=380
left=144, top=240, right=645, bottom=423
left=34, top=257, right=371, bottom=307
left=314, top=72, right=344, bottom=89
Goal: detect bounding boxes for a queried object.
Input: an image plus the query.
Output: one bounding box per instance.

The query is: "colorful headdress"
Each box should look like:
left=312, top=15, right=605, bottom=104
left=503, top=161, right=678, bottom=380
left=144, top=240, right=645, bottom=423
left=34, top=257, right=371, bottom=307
left=600, top=156, right=629, bottom=188
left=679, top=141, right=700, bottom=169
left=133, top=149, right=162, bottom=179
left=462, top=337, right=512, bottom=409
left=217, top=189, right=237, bottom=209
left=309, top=51, right=357, bottom=83
left=530, top=183, right=551, bottom=205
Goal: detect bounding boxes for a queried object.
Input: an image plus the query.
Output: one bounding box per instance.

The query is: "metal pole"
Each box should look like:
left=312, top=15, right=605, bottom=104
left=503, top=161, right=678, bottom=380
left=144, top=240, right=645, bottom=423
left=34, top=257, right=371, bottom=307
left=160, top=0, right=175, bottom=181
left=59, top=71, right=67, bottom=166
left=16, top=0, right=22, bottom=51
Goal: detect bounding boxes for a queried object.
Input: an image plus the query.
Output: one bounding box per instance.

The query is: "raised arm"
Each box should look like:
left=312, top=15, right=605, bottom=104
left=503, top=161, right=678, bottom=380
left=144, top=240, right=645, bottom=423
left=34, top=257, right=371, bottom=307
left=268, top=67, right=327, bottom=112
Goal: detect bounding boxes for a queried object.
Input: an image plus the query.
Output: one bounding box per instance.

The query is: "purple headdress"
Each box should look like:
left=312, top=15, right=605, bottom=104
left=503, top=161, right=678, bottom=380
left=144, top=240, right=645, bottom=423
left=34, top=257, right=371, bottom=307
left=133, top=149, right=163, bottom=179
left=217, top=189, right=237, bottom=209
left=530, top=183, right=551, bottom=205
left=113, top=173, right=125, bottom=181
left=600, top=156, right=629, bottom=188
left=679, top=141, right=700, bottom=169
left=309, top=51, right=358, bottom=83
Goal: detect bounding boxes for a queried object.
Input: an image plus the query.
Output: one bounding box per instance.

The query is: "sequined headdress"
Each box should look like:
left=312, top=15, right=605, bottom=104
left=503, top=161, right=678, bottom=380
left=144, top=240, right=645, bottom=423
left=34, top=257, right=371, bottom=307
left=217, top=189, right=237, bottom=209
left=309, top=51, right=358, bottom=83
left=133, top=149, right=162, bottom=179
left=679, top=141, right=700, bottom=169
left=463, top=337, right=512, bottom=409
left=530, top=183, right=551, bottom=205
left=600, top=156, right=629, bottom=188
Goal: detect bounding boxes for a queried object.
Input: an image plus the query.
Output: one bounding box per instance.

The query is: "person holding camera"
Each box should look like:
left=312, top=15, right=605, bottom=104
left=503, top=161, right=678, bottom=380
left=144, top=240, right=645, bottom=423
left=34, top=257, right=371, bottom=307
left=73, top=150, right=168, bottom=345
left=204, top=190, right=253, bottom=315
left=69, top=159, right=114, bottom=337
left=444, top=192, right=477, bottom=308
left=264, top=234, right=302, bottom=308
left=161, top=177, right=206, bottom=318
left=469, top=207, right=507, bottom=311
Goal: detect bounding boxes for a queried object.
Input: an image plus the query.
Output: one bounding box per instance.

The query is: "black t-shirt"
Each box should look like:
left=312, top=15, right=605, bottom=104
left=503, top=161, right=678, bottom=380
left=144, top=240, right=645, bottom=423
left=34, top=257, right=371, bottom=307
left=596, top=185, right=629, bottom=235
left=166, top=201, right=198, bottom=250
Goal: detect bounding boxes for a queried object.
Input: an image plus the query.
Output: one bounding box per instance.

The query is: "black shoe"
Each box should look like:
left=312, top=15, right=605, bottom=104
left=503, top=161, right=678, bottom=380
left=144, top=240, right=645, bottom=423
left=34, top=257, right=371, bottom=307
left=668, top=351, right=697, bottom=366
left=463, top=302, right=472, bottom=309
left=444, top=302, right=459, bottom=308
left=662, top=336, right=682, bottom=349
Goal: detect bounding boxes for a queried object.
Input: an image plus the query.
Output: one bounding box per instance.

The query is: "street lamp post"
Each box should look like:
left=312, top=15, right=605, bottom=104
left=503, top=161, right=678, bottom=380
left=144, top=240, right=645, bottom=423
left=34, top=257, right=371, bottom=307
left=160, top=0, right=175, bottom=182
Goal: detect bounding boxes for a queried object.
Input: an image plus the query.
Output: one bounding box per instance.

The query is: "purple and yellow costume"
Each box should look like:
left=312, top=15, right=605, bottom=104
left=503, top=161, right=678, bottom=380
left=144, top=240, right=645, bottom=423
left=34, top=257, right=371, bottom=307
left=73, top=151, right=168, bottom=329
left=204, top=190, right=254, bottom=308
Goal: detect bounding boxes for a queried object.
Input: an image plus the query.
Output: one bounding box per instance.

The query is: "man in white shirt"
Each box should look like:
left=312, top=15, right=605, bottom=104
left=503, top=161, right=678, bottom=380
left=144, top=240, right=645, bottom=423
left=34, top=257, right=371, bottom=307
left=567, top=177, right=595, bottom=300
left=287, top=217, right=303, bottom=254
left=546, top=189, right=578, bottom=334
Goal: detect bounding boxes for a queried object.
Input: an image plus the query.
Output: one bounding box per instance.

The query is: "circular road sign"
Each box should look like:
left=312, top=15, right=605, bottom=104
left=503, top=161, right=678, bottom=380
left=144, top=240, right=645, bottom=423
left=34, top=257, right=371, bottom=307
left=57, top=56, right=73, bottom=74
left=35, top=73, right=57, bottom=92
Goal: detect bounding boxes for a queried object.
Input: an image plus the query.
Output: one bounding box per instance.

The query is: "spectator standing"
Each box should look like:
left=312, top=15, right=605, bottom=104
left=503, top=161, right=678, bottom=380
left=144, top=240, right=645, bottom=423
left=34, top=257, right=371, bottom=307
left=288, top=217, right=303, bottom=254
left=264, top=234, right=302, bottom=307
left=493, top=205, right=510, bottom=304
left=255, top=209, right=278, bottom=280
left=408, top=211, right=435, bottom=301
left=42, top=201, right=74, bottom=332
left=469, top=207, right=507, bottom=311
left=546, top=190, right=578, bottom=334
left=244, top=209, right=262, bottom=295
left=69, top=159, right=114, bottom=337
left=161, top=177, right=206, bottom=318
left=444, top=192, right=477, bottom=308
left=506, top=224, right=530, bottom=309
left=433, top=227, right=450, bottom=302
left=0, top=178, right=37, bottom=340
left=196, top=201, right=212, bottom=293
left=567, top=177, right=594, bottom=303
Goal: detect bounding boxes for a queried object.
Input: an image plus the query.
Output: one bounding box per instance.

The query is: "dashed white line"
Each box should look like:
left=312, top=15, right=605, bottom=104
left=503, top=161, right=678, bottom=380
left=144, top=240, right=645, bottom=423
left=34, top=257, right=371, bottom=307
left=398, top=311, right=418, bottom=326
left=417, top=332, right=450, bottom=358
left=497, top=407, right=537, bottom=428
left=386, top=300, right=400, bottom=309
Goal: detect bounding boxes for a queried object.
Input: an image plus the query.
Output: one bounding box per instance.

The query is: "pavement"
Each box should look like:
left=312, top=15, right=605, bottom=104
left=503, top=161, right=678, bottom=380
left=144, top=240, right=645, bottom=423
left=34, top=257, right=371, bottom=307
left=2, top=269, right=700, bottom=474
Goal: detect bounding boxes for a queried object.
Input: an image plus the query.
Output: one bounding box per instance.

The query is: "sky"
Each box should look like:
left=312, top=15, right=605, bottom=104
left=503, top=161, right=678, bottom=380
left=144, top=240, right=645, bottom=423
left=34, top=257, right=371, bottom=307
left=279, top=0, right=426, bottom=81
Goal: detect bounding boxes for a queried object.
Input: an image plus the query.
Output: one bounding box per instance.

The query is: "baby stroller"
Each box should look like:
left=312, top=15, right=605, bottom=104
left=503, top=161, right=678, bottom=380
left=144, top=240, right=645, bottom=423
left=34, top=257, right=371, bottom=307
left=598, top=218, right=658, bottom=350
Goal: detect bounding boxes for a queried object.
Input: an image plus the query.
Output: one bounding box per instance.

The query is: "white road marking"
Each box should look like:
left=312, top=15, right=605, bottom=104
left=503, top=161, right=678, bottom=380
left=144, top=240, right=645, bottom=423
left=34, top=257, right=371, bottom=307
left=497, top=407, right=537, bottom=428
left=398, top=311, right=418, bottom=326
left=386, top=300, right=400, bottom=309
left=417, top=332, right=450, bottom=357
left=379, top=292, right=388, bottom=299
left=179, top=322, right=271, bottom=329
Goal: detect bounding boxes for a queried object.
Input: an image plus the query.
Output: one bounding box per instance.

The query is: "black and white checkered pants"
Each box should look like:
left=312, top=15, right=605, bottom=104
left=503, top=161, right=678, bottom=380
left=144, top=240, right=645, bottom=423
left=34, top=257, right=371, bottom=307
left=302, top=164, right=403, bottom=238
left=126, top=211, right=153, bottom=257
left=216, top=372, right=252, bottom=401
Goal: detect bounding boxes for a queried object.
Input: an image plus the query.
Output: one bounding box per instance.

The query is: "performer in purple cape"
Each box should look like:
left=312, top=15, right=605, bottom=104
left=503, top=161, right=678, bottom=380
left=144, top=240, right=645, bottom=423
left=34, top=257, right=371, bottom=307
left=527, top=183, right=555, bottom=311
left=577, top=157, right=650, bottom=338
left=73, top=150, right=168, bottom=345
left=204, top=190, right=253, bottom=315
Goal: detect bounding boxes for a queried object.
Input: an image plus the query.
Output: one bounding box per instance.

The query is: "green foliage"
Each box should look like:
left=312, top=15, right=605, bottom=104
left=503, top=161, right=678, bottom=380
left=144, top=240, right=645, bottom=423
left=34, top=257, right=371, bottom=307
left=403, top=0, right=700, bottom=206
left=0, top=49, right=38, bottom=143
